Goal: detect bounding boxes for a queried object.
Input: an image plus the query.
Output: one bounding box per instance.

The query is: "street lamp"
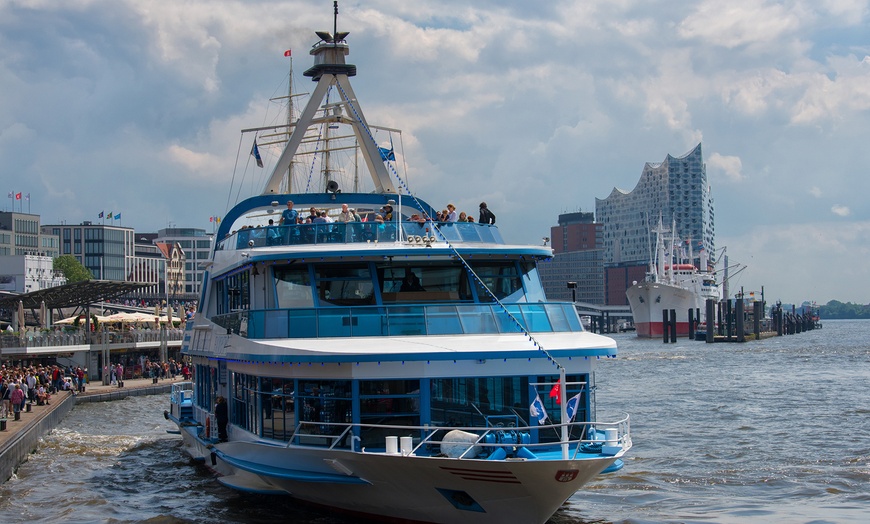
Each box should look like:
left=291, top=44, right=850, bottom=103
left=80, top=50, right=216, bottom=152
left=567, top=281, right=577, bottom=303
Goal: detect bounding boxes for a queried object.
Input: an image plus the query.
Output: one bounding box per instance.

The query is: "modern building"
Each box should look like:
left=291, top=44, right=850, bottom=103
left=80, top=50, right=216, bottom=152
left=0, top=211, right=60, bottom=257
left=537, top=211, right=605, bottom=304
left=0, top=254, right=67, bottom=294
left=154, top=228, right=212, bottom=299
left=41, top=221, right=135, bottom=281
left=595, top=143, right=715, bottom=305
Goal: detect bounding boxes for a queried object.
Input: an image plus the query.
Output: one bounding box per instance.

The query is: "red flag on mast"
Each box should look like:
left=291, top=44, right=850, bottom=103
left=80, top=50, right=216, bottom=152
left=549, top=380, right=561, bottom=404
left=284, top=49, right=292, bottom=57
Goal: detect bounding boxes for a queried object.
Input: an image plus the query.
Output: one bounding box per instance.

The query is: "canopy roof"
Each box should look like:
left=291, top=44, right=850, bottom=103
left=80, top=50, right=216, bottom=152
left=0, top=280, right=149, bottom=310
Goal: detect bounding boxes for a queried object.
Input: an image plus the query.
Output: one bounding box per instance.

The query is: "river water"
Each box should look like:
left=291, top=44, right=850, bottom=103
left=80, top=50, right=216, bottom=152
left=1, top=319, right=867, bottom=523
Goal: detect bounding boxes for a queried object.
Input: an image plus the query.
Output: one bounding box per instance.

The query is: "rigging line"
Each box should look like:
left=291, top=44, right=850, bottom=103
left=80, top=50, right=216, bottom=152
left=226, top=133, right=246, bottom=216
left=335, top=80, right=564, bottom=370
left=304, top=121, right=328, bottom=193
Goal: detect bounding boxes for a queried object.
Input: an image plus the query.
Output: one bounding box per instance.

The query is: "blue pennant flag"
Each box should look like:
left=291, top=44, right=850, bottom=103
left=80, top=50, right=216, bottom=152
left=251, top=139, right=263, bottom=168
left=565, top=392, right=583, bottom=422
left=378, top=146, right=395, bottom=161
left=529, top=392, right=547, bottom=424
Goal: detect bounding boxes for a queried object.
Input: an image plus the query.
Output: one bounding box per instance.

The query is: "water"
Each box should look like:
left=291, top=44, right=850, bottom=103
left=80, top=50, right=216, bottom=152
left=2, top=320, right=868, bottom=523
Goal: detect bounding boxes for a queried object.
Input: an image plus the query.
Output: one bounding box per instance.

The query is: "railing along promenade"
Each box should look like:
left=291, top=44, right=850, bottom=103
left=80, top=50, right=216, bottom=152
left=0, top=329, right=185, bottom=350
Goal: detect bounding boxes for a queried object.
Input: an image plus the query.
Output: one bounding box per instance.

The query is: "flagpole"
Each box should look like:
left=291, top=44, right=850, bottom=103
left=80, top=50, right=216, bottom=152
left=560, top=366, right=568, bottom=459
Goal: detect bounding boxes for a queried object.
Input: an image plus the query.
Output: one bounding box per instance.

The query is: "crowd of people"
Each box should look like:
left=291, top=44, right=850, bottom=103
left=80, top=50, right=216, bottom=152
left=0, top=363, right=85, bottom=419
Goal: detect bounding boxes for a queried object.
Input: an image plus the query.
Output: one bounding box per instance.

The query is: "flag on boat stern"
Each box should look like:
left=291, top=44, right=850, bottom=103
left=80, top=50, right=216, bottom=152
left=549, top=380, right=561, bottom=404
left=530, top=393, right=548, bottom=424
left=251, top=139, right=264, bottom=168
left=565, top=392, right=583, bottom=422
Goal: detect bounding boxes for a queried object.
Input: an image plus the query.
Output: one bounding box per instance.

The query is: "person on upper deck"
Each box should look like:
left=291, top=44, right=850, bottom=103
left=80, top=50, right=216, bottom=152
left=446, top=204, right=457, bottom=222
left=280, top=200, right=298, bottom=225
left=478, top=202, right=495, bottom=225
left=337, top=204, right=353, bottom=222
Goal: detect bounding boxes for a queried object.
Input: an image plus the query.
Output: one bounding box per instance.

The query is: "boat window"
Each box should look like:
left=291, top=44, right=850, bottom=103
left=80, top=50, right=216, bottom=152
left=297, top=380, right=352, bottom=439
left=314, top=264, right=374, bottom=306
left=430, top=377, right=529, bottom=428
left=520, top=261, right=547, bottom=303
left=273, top=265, right=314, bottom=308
left=470, top=262, right=524, bottom=303
left=226, top=272, right=250, bottom=311
left=260, top=377, right=296, bottom=441
left=359, top=379, right=420, bottom=449
left=377, top=263, right=470, bottom=303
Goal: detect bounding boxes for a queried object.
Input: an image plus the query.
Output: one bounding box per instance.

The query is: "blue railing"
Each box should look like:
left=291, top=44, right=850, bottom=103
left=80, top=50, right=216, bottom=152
left=217, top=221, right=503, bottom=251
left=213, top=302, right=582, bottom=339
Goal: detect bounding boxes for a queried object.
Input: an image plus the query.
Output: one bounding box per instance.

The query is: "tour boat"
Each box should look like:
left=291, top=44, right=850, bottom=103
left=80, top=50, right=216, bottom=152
left=166, top=7, right=631, bottom=523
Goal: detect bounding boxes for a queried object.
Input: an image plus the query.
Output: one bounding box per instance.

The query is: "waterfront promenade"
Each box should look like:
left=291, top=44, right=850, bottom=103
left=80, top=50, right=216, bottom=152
left=0, top=376, right=184, bottom=483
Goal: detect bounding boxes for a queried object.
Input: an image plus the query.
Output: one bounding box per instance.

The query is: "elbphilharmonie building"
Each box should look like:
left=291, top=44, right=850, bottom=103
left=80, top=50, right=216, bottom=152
left=595, top=143, right=715, bottom=268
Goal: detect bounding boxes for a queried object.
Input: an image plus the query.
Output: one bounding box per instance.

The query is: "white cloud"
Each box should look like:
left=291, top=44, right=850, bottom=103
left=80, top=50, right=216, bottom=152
left=809, top=186, right=823, bottom=197
left=678, top=0, right=803, bottom=48
left=831, top=204, right=851, bottom=216
left=707, top=153, right=745, bottom=182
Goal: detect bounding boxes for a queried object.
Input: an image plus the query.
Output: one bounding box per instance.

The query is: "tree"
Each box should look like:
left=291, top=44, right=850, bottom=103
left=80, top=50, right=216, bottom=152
left=54, top=255, right=92, bottom=283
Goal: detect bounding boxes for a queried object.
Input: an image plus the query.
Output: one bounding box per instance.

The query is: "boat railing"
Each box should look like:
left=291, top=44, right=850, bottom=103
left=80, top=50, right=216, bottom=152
left=215, top=220, right=504, bottom=251
left=284, top=414, right=631, bottom=460
left=213, top=302, right=584, bottom=339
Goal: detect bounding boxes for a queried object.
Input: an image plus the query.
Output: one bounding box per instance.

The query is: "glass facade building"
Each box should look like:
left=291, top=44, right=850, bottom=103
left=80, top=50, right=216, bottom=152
left=595, top=143, right=715, bottom=266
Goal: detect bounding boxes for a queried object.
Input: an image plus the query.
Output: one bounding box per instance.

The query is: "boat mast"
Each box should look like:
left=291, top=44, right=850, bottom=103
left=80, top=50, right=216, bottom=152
left=286, top=53, right=295, bottom=193
left=260, top=1, right=396, bottom=195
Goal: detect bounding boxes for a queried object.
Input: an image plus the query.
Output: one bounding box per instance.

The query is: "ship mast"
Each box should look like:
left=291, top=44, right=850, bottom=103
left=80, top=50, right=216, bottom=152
left=261, top=0, right=396, bottom=195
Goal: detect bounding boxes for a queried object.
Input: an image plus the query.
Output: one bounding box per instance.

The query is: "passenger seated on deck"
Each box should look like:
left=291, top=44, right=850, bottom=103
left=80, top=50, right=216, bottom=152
left=400, top=272, right=425, bottom=292
left=36, top=385, right=50, bottom=405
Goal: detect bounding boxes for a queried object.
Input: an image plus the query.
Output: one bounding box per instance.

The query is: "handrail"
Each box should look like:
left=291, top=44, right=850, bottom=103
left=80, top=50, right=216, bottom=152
left=284, top=414, right=632, bottom=458
left=216, top=220, right=503, bottom=251
left=212, top=302, right=584, bottom=339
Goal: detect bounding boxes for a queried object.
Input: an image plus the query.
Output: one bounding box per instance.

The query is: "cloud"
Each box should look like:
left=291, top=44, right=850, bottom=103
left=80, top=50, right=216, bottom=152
left=678, top=0, right=802, bottom=48
left=707, top=153, right=745, bottom=182
left=831, top=204, right=851, bottom=216
left=809, top=186, right=822, bottom=197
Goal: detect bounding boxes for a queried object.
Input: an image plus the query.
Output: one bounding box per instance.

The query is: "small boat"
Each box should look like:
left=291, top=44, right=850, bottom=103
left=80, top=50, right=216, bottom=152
left=166, top=6, right=631, bottom=523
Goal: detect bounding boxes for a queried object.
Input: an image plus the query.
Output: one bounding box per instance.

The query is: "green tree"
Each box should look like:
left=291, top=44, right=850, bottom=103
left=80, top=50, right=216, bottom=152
left=54, top=255, right=92, bottom=283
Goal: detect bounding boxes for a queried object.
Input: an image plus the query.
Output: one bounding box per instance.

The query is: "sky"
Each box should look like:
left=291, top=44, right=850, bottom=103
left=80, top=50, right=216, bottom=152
left=1, top=0, right=868, bottom=305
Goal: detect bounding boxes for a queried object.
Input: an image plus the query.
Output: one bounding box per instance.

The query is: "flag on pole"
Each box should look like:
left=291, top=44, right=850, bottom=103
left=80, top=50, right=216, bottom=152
left=530, top=393, right=548, bottom=424
left=251, top=139, right=263, bottom=168
left=6, top=192, right=11, bottom=198
left=209, top=216, right=214, bottom=222
left=549, top=380, right=561, bottom=404
left=114, top=213, right=121, bottom=220
left=565, top=392, right=583, bottom=422
left=284, top=49, right=292, bottom=57
left=24, top=193, right=30, bottom=201
left=15, top=192, right=21, bottom=200
left=99, top=211, right=104, bottom=218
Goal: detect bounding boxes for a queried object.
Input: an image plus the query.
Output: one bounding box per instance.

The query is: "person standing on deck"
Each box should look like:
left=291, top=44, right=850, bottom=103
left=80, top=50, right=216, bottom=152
left=215, top=396, right=229, bottom=442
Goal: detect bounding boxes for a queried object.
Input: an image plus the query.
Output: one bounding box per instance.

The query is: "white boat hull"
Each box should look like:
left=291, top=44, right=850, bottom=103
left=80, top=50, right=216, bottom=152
left=626, top=281, right=703, bottom=338
left=179, top=428, right=619, bottom=524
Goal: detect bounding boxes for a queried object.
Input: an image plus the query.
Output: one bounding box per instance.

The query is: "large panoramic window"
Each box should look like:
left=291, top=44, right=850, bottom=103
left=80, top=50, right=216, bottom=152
left=470, top=262, right=524, bottom=302
left=314, top=264, right=373, bottom=306
left=377, top=262, right=471, bottom=302
left=273, top=265, right=313, bottom=308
